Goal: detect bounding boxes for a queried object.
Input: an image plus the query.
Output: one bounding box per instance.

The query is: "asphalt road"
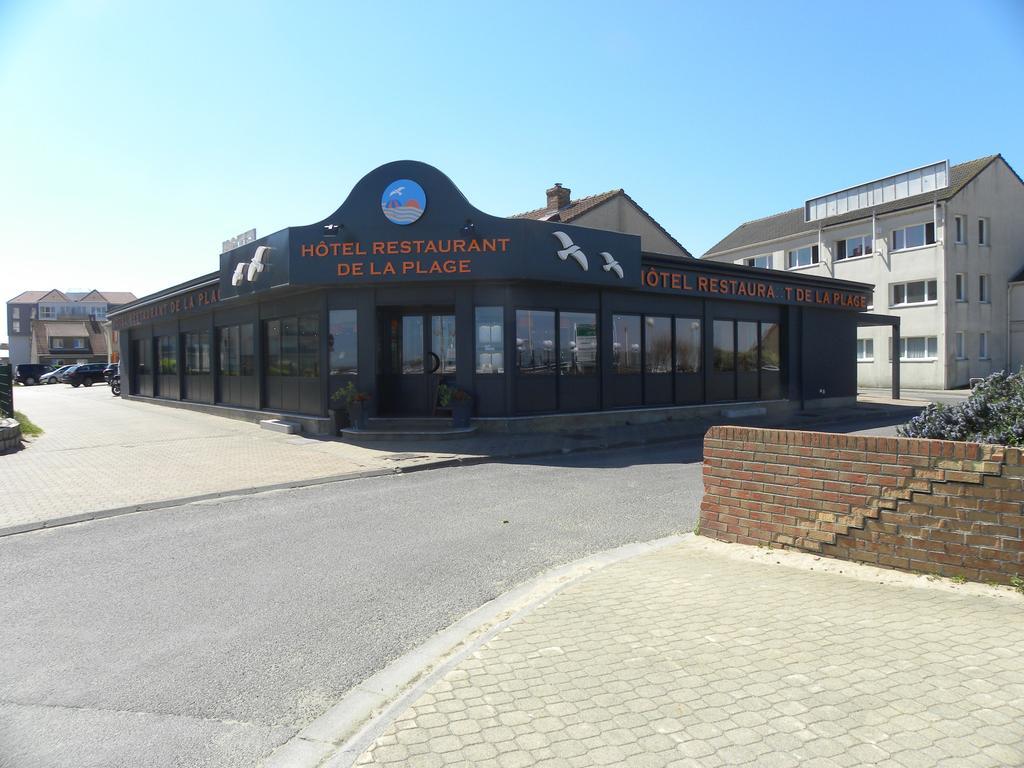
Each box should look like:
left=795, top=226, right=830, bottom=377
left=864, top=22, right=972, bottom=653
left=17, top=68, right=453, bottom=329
left=0, top=442, right=705, bottom=768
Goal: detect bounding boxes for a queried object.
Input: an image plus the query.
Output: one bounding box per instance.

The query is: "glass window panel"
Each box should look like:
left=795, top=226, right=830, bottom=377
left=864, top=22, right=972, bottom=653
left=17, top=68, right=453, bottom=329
left=560, top=311, right=597, bottom=376
left=239, top=324, right=254, bottom=376
left=737, top=321, right=759, bottom=372
left=674, top=318, right=702, bottom=373
left=219, top=328, right=232, bottom=376
left=611, top=314, right=641, bottom=374
left=475, top=306, right=504, bottom=374
left=329, top=310, right=358, bottom=376
left=760, top=323, right=781, bottom=370
left=893, top=285, right=905, bottom=305
left=644, top=316, right=672, bottom=373
left=927, top=280, right=937, bottom=301
left=199, top=330, right=211, bottom=373
left=401, top=315, right=424, bottom=374
left=266, top=320, right=281, bottom=376
left=516, top=310, right=555, bottom=374
left=299, top=315, right=319, bottom=378
left=431, top=315, right=457, bottom=374
left=713, top=320, right=735, bottom=372
left=904, top=224, right=925, bottom=249
left=159, top=336, right=177, bottom=374
left=280, top=318, right=298, bottom=376
left=906, top=281, right=926, bottom=304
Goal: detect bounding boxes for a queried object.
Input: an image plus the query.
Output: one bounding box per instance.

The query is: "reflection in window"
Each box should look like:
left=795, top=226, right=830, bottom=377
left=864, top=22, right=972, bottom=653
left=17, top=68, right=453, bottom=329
left=266, top=321, right=281, bottom=376
left=401, top=315, right=424, bottom=373
left=184, top=331, right=211, bottom=375
left=135, top=338, right=150, bottom=375
left=239, top=324, right=254, bottom=376
left=431, top=315, right=457, bottom=374
left=612, top=315, right=641, bottom=374
left=281, top=318, right=298, bottom=377
left=475, top=307, right=504, bottom=374
left=760, top=323, right=781, bottom=370
left=158, top=335, right=177, bottom=374
left=674, top=318, right=701, bottom=373
left=299, top=316, right=319, bottom=378
left=737, top=321, right=758, bottom=372
left=713, top=320, right=735, bottom=372
left=516, top=310, right=555, bottom=374
left=644, top=316, right=672, bottom=373
left=219, top=326, right=238, bottom=376
left=329, top=310, right=358, bottom=375
left=560, top=312, right=597, bottom=376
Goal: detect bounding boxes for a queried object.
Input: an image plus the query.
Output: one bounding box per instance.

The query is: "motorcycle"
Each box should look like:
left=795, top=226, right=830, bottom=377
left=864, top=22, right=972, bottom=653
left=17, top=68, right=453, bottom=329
left=110, top=374, right=121, bottom=397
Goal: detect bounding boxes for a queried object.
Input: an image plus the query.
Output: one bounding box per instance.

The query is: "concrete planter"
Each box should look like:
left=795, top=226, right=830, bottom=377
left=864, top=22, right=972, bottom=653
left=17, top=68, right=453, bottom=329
left=0, top=417, right=22, bottom=455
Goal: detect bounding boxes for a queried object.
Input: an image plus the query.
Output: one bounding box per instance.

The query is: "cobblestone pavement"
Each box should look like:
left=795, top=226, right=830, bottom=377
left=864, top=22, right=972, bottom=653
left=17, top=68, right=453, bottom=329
left=0, top=385, right=464, bottom=531
left=353, top=537, right=1024, bottom=768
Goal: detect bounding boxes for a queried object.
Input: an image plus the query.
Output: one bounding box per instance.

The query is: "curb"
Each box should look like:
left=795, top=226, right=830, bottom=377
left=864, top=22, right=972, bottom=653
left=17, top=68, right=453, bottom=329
left=0, top=404, right=918, bottom=540
left=260, top=533, right=693, bottom=768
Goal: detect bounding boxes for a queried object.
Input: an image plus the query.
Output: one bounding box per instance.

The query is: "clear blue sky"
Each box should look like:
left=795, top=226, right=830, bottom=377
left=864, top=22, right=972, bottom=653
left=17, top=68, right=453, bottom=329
left=2, top=0, right=1022, bottom=342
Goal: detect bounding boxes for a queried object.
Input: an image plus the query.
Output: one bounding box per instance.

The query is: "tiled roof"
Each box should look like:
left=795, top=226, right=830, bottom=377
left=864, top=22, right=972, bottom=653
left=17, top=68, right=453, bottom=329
left=6, top=289, right=137, bottom=306
left=704, top=155, right=1004, bottom=257
left=511, top=189, right=623, bottom=223
left=7, top=290, right=51, bottom=304
left=511, top=189, right=692, bottom=258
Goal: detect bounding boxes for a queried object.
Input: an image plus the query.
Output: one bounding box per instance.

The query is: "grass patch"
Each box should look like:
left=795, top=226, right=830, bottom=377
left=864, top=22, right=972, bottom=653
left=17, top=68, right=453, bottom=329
left=14, top=411, right=43, bottom=437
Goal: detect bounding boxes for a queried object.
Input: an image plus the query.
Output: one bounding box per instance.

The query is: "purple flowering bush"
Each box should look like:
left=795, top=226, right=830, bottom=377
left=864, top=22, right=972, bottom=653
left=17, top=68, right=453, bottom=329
left=897, top=370, right=1024, bottom=446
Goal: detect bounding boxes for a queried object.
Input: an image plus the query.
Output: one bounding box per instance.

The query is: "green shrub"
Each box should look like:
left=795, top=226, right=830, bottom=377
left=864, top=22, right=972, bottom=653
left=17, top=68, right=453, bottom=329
left=897, top=370, right=1024, bottom=446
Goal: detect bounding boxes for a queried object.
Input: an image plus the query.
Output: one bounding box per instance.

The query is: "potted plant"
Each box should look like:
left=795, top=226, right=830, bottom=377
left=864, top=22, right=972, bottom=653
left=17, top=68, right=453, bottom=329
left=331, top=382, right=371, bottom=431
left=447, top=386, right=473, bottom=428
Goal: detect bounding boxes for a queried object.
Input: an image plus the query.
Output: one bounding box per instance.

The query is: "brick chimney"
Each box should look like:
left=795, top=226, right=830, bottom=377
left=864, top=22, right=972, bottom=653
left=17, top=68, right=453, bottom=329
left=546, top=183, right=571, bottom=211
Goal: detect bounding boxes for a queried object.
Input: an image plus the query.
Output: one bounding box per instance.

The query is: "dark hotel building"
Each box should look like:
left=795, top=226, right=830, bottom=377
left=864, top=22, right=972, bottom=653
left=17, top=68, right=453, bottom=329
left=110, top=161, right=880, bottom=434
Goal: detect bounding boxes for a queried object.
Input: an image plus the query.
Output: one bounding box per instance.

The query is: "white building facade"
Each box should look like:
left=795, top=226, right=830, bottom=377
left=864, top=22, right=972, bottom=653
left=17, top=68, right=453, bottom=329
left=703, top=155, right=1024, bottom=389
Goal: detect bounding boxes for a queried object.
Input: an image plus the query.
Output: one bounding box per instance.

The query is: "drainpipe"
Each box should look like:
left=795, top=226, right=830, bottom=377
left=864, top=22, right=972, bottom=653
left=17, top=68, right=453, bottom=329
left=1010, top=282, right=1019, bottom=371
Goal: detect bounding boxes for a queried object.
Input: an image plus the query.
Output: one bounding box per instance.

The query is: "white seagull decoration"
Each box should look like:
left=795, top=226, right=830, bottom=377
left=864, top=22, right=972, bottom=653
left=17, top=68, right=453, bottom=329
left=600, top=251, right=624, bottom=279
left=389, top=186, right=406, bottom=197
left=247, top=246, right=270, bottom=283
left=231, top=262, right=246, bottom=287
left=552, top=231, right=588, bottom=271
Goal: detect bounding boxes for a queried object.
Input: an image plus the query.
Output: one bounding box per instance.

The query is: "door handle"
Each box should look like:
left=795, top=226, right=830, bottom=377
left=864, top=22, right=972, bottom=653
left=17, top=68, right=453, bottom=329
left=429, top=352, right=441, bottom=373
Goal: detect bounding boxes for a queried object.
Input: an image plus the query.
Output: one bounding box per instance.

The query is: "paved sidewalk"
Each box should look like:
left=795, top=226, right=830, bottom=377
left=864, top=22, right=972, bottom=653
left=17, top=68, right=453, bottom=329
left=2, top=385, right=924, bottom=535
left=352, top=537, right=1024, bottom=768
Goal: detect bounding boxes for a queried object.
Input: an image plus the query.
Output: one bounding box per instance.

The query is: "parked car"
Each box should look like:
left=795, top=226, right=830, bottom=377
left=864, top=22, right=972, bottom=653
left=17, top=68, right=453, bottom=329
left=40, top=365, right=74, bottom=384
left=65, top=363, right=108, bottom=388
left=103, top=363, right=119, bottom=382
left=14, top=364, right=52, bottom=385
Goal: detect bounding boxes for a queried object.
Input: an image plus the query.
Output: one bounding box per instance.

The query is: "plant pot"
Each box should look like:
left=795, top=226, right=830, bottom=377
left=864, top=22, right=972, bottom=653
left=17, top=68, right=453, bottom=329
left=329, top=406, right=350, bottom=433
left=451, top=399, right=473, bottom=429
left=349, top=400, right=369, bottom=430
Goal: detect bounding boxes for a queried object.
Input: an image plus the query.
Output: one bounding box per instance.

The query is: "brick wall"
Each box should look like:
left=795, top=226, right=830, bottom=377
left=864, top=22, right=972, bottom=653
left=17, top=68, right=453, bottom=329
left=699, top=426, right=1024, bottom=584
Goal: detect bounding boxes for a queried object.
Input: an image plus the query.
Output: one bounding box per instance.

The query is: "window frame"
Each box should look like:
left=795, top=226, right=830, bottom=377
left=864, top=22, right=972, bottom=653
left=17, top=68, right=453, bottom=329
left=890, top=222, right=936, bottom=252
left=856, top=338, right=874, bottom=362
left=953, top=215, right=965, bottom=245
left=955, top=332, right=965, bottom=360
left=786, top=245, right=819, bottom=270
left=835, top=234, right=873, bottom=261
left=979, top=274, right=991, bottom=303
left=980, top=331, right=990, bottom=360
left=890, top=279, right=938, bottom=307
left=743, top=255, right=771, bottom=269
left=955, top=273, right=966, bottom=302
left=896, top=336, right=939, bottom=361
left=978, top=217, right=990, bottom=246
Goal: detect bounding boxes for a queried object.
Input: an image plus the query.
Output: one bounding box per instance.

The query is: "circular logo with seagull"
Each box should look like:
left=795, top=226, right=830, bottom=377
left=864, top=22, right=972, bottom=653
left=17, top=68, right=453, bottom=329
left=381, top=179, right=426, bottom=225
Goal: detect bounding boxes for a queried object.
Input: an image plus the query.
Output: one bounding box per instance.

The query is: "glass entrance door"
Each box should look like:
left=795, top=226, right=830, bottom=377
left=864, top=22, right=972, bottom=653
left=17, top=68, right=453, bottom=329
left=378, top=309, right=456, bottom=415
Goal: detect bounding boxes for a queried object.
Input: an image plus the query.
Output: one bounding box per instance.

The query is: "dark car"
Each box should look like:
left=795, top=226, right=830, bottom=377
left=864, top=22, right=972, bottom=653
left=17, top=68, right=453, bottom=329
left=14, top=364, right=52, bottom=385
left=103, top=363, right=119, bottom=382
left=65, top=363, right=108, bottom=388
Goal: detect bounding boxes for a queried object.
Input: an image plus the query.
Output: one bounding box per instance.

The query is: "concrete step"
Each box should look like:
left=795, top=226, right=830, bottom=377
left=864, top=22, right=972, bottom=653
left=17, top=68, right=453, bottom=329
left=340, top=426, right=477, bottom=441
left=367, top=417, right=453, bottom=430
left=260, top=419, right=301, bottom=434
left=721, top=406, right=767, bottom=418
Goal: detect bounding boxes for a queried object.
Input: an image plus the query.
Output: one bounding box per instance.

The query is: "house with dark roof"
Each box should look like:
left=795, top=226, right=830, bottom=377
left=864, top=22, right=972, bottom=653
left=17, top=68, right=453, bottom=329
left=6, top=289, right=138, bottom=370
left=703, top=155, right=1024, bottom=389
left=512, top=183, right=691, bottom=259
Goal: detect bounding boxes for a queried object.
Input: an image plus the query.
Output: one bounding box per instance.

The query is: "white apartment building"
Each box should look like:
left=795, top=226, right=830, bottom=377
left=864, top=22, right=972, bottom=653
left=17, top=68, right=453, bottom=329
left=703, top=155, right=1024, bottom=389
